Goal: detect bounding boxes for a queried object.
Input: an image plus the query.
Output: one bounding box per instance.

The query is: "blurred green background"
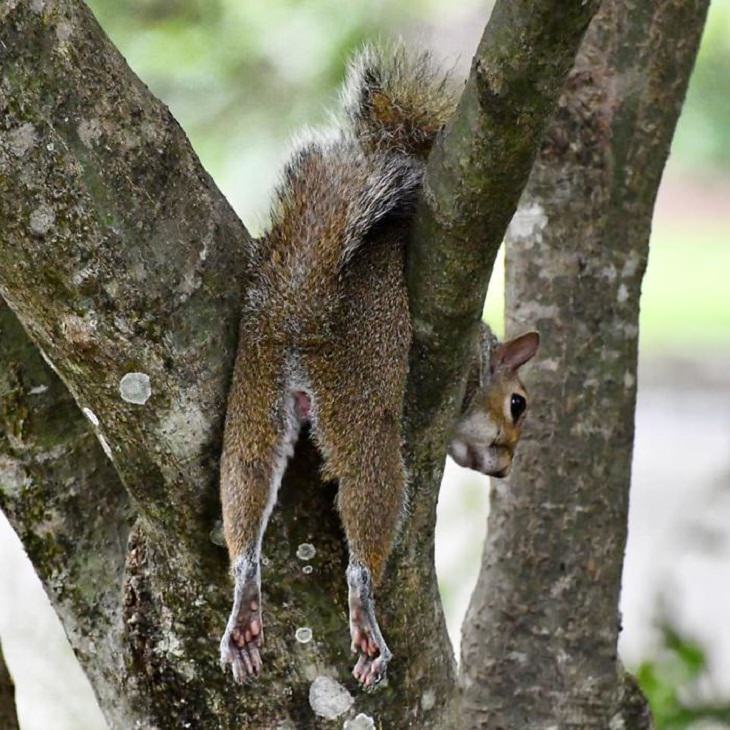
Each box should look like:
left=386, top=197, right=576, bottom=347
left=83, top=0, right=730, bottom=352
left=1, top=1, right=729, bottom=729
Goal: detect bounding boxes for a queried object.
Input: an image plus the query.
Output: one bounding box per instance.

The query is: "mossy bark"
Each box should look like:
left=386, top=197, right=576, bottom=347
left=459, top=0, right=709, bottom=727
left=1, top=0, right=700, bottom=727
left=0, top=639, right=20, bottom=730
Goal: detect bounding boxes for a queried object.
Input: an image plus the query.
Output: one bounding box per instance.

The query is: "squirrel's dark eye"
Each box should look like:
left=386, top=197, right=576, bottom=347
left=510, top=393, right=526, bottom=421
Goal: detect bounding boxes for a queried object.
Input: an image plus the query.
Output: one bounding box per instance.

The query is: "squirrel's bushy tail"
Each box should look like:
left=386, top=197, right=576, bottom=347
left=343, top=42, right=457, bottom=158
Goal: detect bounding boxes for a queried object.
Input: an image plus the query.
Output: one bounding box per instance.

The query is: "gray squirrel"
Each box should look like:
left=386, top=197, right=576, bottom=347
left=219, top=43, right=539, bottom=688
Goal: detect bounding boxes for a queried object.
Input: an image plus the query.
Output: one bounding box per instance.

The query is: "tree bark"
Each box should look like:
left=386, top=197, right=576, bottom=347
left=0, top=639, right=20, bottom=730
left=3, top=0, right=690, bottom=726
left=460, top=0, right=709, bottom=727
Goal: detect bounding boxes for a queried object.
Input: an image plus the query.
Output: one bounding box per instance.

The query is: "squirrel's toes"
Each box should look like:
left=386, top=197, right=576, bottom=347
left=220, top=592, right=264, bottom=683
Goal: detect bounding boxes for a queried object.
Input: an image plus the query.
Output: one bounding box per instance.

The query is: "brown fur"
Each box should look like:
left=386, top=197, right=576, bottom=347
left=219, top=44, right=538, bottom=688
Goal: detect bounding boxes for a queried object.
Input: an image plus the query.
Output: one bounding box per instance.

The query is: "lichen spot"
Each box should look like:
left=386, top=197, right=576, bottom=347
left=507, top=201, right=548, bottom=246
left=82, top=407, right=100, bottom=427
left=78, top=119, right=102, bottom=149
left=9, top=123, right=38, bottom=157
left=296, top=543, right=316, bottom=561
left=421, top=688, right=436, bottom=711
left=344, top=713, right=376, bottom=729
left=209, top=521, right=225, bottom=547
left=302, top=565, right=313, bottom=575
left=29, top=204, right=55, bottom=236
left=308, top=676, right=354, bottom=720
left=295, top=627, right=313, bottom=644
left=119, top=372, right=152, bottom=405
left=55, top=20, right=72, bottom=44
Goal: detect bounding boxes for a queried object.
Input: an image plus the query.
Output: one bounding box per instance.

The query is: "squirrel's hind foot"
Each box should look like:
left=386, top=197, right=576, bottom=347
left=220, top=574, right=264, bottom=683
left=348, top=564, right=391, bottom=689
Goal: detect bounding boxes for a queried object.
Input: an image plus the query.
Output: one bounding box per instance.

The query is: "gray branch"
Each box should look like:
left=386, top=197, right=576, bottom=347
left=0, top=0, right=252, bottom=543
left=0, top=300, right=134, bottom=724
left=460, top=0, right=710, bottom=725
left=406, top=0, right=601, bottom=438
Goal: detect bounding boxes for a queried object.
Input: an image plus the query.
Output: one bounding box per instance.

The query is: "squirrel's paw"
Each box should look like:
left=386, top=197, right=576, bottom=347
left=220, top=594, right=263, bottom=683
left=349, top=606, right=391, bottom=689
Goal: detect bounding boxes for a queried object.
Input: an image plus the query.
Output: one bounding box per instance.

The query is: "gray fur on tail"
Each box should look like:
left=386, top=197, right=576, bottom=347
left=342, top=42, right=457, bottom=157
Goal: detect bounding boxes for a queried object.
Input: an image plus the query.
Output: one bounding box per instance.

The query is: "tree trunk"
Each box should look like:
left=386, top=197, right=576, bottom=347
left=0, top=640, right=20, bottom=730
left=460, top=0, right=709, bottom=727
left=5, top=0, right=708, bottom=726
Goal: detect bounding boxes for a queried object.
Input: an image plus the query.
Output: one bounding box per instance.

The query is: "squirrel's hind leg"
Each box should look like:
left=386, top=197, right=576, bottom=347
left=308, top=364, right=407, bottom=688
left=219, top=352, right=300, bottom=683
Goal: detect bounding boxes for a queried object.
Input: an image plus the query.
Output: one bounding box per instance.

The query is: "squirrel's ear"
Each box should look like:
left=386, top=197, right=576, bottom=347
left=493, top=331, right=540, bottom=373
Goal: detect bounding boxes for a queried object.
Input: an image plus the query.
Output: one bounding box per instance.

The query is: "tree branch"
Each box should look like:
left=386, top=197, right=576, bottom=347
left=0, top=639, right=19, bottom=730
left=0, top=297, right=136, bottom=725
left=406, top=0, right=601, bottom=437
left=0, top=0, right=252, bottom=541
left=460, top=0, right=709, bottom=725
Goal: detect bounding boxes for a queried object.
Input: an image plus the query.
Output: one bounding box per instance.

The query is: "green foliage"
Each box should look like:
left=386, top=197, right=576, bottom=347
left=671, top=3, right=730, bottom=173
left=85, top=0, right=483, bottom=223
left=85, top=0, right=730, bottom=351
left=637, top=627, right=730, bottom=729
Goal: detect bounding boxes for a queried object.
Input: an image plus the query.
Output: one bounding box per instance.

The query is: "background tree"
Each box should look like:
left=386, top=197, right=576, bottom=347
left=0, top=0, right=712, bottom=728
left=462, top=0, right=710, bottom=726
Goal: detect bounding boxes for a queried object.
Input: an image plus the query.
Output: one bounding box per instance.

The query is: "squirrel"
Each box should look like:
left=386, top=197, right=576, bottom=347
left=219, top=43, right=539, bottom=689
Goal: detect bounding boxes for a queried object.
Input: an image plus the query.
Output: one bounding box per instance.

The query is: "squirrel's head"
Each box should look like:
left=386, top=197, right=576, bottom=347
left=448, top=328, right=540, bottom=478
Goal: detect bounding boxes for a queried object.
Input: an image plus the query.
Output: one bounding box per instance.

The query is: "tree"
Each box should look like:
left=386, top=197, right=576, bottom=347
left=0, top=640, right=20, bottom=730
left=0, top=0, right=707, bottom=728
left=463, top=1, right=709, bottom=726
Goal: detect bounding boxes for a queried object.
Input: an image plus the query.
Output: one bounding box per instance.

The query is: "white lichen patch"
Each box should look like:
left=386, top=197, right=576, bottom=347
left=209, top=521, right=225, bottom=547
left=421, top=688, right=436, bottom=711
left=157, top=394, right=212, bottom=461
left=82, top=407, right=100, bottom=427
left=296, top=543, right=316, bottom=561
left=55, top=20, right=72, bottom=44
left=624, top=371, right=636, bottom=389
left=119, top=372, right=152, bottom=405
left=295, top=627, right=313, bottom=644
left=513, top=301, right=559, bottom=322
left=8, top=123, right=38, bottom=157
left=31, top=0, right=45, bottom=12
left=507, top=201, right=548, bottom=246
left=155, top=631, right=185, bottom=658
left=622, top=251, right=641, bottom=278
left=344, top=713, right=376, bottom=729
left=0, top=457, right=29, bottom=497
left=308, top=676, right=354, bottom=720
left=617, top=283, right=629, bottom=303
left=29, top=204, right=55, bottom=236
left=28, top=384, right=48, bottom=395
left=302, top=565, right=313, bottom=575
left=78, top=119, right=102, bottom=149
